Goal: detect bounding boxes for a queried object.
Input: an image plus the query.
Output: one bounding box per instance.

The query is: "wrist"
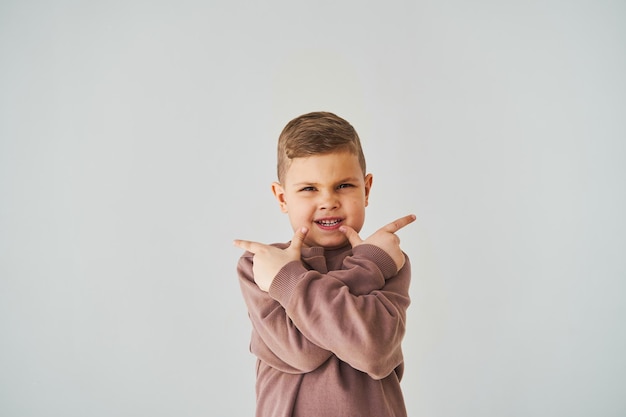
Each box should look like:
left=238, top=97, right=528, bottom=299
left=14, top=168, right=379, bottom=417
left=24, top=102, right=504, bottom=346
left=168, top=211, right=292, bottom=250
left=268, top=260, right=308, bottom=304
left=352, top=244, right=398, bottom=279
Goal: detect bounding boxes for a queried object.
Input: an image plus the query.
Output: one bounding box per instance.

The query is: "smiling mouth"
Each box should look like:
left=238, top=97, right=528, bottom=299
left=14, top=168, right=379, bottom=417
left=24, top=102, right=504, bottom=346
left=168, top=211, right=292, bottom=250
left=315, top=218, right=343, bottom=229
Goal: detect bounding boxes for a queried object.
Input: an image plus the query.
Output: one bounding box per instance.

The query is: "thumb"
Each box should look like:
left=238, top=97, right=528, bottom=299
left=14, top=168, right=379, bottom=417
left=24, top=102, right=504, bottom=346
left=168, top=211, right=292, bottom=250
left=288, top=226, right=308, bottom=252
left=339, top=225, right=363, bottom=247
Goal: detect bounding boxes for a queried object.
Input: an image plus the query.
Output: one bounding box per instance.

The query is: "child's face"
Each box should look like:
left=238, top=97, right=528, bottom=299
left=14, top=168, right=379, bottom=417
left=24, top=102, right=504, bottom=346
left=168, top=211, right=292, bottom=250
left=272, top=151, right=372, bottom=249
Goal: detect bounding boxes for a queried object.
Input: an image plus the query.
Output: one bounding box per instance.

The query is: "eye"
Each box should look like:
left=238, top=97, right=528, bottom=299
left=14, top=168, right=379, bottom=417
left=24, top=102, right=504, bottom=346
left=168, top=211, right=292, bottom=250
left=299, top=186, right=316, bottom=192
left=337, top=183, right=354, bottom=189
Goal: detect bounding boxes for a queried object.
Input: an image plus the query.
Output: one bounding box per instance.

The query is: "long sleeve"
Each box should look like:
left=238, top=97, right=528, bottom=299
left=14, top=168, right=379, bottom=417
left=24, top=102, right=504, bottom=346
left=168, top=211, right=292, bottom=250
left=238, top=252, right=332, bottom=373
left=237, top=243, right=394, bottom=374
left=268, top=244, right=411, bottom=380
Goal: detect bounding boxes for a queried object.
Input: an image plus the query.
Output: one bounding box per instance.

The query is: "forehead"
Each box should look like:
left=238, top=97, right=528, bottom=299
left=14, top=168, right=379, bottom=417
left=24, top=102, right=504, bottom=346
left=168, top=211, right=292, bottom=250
left=284, top=151, right=363, bottom=184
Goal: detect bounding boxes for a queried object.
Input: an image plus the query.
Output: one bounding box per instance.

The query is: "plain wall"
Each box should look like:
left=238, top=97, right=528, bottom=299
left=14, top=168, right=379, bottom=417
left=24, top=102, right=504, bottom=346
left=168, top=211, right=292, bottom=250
left=1, top=1, right=625, bottom=416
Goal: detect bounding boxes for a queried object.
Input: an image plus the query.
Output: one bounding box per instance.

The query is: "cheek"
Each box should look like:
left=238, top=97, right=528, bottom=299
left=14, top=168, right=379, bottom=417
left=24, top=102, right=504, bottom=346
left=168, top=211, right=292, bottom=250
left=346, top=199, right=366, bottom=217
left=287, top=201, right=314, bottom=219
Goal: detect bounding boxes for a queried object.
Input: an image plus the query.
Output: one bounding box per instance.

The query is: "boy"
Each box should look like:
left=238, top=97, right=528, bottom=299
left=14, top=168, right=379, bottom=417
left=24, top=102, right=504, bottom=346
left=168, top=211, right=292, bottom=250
left=234, top=111, right=415, bottom=417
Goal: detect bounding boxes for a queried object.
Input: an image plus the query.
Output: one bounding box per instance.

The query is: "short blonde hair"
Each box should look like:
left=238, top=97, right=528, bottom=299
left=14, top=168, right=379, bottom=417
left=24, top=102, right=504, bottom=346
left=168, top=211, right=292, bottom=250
left=277, top=111, right=366, bottom=183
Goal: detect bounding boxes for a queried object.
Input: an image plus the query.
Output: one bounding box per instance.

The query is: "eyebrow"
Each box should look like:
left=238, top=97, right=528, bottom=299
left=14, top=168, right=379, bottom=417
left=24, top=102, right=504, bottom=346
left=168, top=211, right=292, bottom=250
left=291, top=177, right=362, bottom=187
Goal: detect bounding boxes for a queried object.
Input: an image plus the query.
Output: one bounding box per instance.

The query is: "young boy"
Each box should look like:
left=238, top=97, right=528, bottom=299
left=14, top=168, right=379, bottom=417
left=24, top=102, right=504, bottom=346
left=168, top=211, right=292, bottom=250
left=234, top=111, right=415, bottom=417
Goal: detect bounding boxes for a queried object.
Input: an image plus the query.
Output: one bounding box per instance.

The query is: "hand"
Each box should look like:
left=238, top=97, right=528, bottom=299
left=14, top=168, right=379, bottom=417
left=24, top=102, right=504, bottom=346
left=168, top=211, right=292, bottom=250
left=234, top=227, right=309, bottom=292
left=339, top=214, right=416, bottom=271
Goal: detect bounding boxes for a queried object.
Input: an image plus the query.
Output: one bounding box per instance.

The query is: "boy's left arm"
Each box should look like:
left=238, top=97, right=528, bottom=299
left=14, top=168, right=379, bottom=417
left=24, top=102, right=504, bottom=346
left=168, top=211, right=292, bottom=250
left=270, top=247, right=411, bottom=380
left=235, top=215, right=415, bottom=380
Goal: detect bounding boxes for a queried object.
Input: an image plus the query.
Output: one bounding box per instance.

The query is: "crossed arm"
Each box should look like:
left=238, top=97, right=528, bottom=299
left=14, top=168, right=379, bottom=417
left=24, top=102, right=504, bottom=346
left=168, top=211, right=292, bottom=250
left=235, top=214, right=415, bottom=378
left=234, top=214, right=415, bottom=292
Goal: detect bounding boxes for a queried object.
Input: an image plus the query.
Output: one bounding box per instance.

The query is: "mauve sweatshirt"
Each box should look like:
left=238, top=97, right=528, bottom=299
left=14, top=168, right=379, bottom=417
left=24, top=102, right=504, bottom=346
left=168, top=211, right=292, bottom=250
left=237, top=242, right=411, bottom=417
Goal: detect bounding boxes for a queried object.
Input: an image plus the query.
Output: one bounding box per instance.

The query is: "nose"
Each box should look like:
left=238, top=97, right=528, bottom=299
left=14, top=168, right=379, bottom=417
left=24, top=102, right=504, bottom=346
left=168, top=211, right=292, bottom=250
left=319, top=190, right=339, bottom=210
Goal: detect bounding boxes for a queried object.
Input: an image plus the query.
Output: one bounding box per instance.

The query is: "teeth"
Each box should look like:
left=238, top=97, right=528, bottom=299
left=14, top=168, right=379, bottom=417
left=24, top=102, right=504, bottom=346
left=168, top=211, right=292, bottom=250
left=318, top=219, right=340, bottom=226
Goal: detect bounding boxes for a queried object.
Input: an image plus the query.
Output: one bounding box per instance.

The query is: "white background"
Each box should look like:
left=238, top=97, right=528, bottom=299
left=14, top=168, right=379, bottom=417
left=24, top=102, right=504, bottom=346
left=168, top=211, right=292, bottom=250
left=1, top=1, right=625, bottom=416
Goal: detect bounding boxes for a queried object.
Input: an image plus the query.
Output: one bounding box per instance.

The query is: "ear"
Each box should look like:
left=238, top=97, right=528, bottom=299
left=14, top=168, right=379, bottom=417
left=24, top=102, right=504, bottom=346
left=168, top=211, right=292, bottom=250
left=272, top=182, right=288, bottom=213
left=364, top=173, right=373, bottom=207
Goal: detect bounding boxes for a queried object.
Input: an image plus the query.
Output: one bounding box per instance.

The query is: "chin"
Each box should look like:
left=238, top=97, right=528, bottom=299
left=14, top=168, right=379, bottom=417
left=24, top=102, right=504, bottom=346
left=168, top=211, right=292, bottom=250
left=313, top=236, right=350, bottom=250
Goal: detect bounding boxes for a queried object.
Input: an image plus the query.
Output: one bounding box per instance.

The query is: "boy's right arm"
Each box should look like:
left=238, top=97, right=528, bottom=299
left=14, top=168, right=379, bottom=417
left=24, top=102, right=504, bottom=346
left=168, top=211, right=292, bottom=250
left=237, top=252, right=333, bottom=373
left=236, top=215, right=416, bottom=374
left=265, top=215, right=416, bottom=380
left=237, top=246, right=390, bottom=373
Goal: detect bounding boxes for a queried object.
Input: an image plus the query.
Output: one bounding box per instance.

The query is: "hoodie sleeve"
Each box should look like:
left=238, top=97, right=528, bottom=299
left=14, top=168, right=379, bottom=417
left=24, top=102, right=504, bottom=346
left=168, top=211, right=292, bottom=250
left=268, top=244, right=411, bottom=380
left=236, top=243, right=396, bottom=373
left=238, top=252, right=332, bottom=373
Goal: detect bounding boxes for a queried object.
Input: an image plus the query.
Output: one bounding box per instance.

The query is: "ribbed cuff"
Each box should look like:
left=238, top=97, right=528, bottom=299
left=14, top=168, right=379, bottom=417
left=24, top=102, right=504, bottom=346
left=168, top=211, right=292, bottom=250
left=353, top=244, right=398, bottom=279
left=268, top=260, right=309, bottom=305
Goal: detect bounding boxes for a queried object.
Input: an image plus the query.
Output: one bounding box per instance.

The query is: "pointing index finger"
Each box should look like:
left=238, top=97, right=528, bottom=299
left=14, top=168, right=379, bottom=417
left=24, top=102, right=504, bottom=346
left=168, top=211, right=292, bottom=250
left=233, top=239, right=265, bottom=254
left=383, top=214, right=417, bottom=233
